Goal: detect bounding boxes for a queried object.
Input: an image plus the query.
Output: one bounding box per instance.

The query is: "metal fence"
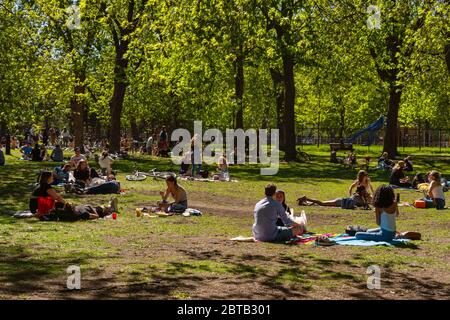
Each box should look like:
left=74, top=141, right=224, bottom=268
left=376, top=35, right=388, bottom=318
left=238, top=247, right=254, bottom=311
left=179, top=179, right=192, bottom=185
left=296, top=127, right=450, bottom=150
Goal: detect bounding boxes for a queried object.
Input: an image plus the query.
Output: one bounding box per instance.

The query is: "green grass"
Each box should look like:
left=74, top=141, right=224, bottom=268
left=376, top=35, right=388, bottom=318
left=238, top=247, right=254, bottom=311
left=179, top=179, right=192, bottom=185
left=0, top=145, right=449, bottom=299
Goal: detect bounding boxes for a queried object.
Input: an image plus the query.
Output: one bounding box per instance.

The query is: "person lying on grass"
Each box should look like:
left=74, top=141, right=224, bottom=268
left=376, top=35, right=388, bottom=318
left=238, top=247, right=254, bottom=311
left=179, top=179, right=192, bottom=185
left=422, top=171, right=446, bottom=210
left=354, top=185, right=398, bottom=242
left=30, top=171, right=119, bottom=221
left=297, top=171, right=372, bottom=209
left=157, top=175, right=188, bottom=214
left=252, top=184, right=304, bottom=243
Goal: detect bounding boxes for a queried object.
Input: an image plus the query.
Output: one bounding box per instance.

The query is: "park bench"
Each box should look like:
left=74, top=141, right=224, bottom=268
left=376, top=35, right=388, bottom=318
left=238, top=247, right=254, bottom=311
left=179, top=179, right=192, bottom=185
left=329, top=142, right=354, bottom=152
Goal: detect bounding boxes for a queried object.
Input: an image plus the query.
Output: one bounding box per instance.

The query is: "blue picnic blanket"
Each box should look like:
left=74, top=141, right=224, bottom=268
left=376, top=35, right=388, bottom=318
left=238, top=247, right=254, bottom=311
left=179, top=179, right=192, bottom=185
left=330, top=234, right=411, bottom=247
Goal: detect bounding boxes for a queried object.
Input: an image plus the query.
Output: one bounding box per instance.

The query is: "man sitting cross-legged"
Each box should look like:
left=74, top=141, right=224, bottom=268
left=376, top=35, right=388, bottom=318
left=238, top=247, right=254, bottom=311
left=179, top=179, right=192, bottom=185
left=157, top=176, right=188, bottom=214
left=252, top=184, right=304, bottom=243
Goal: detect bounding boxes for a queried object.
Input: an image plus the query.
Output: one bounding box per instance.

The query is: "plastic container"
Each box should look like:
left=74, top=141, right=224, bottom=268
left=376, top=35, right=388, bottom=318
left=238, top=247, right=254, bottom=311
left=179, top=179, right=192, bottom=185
left=413, top=200, right=426, bottom=208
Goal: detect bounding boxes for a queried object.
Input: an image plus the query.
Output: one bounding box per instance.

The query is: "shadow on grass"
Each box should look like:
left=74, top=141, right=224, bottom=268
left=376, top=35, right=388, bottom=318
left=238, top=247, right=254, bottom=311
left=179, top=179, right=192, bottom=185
left=0, top=243, right=96, bottom=296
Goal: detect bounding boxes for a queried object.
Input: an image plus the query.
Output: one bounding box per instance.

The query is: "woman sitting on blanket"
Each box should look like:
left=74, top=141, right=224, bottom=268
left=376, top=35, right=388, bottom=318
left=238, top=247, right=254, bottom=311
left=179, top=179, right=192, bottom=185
left=30, top=171, right=117, bottom=221
left=157, top=175, right=188, bottom=214
left=297, top=171, right=372, bottom=209
left=354, top=185, right=398, bottom=242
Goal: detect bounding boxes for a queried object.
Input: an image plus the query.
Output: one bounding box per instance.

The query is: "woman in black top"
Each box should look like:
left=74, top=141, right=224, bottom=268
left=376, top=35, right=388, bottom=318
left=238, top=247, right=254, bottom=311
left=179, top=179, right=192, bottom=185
left=74, top=160, right=98, bottom=187
left=29, top=171, right=65, bottom=216
left=390, top=161, right=411, bottom=187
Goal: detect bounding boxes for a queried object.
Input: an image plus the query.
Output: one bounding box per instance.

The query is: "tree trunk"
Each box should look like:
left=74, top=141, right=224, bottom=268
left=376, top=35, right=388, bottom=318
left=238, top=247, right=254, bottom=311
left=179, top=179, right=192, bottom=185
left=270, top=68, right=285, bottom=150
left=5, top=133, right=11, bottom=155
left=108, top=42, right=129, bottom=152
left=282, top=54, right=297, bottom=161
left=234, top=44, right=244, bottom=130
left=71, top=71, right=86, bottom=152
left=383, top=84, right=402, bottom=157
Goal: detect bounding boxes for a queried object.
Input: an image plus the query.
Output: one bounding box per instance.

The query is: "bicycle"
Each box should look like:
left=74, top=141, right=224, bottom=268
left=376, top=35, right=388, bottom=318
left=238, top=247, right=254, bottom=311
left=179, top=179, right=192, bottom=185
left=126, top=165, right=177, bottom=181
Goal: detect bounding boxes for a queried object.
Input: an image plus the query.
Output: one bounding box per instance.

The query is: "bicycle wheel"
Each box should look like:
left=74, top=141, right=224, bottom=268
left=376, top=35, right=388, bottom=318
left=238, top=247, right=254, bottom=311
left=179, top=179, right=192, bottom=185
left=126, top=173, right=147, bottom=181
left=153, top=172, right=176, bottom=180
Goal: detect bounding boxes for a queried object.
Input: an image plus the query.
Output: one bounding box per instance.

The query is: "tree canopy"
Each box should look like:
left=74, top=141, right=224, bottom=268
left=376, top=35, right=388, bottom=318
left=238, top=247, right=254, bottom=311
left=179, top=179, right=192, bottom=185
left=0, top=0, right=448, bottom=156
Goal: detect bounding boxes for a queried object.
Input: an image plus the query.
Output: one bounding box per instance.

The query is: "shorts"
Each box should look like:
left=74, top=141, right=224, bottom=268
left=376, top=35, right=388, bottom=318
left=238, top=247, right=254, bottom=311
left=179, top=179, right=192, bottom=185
left=167, top=200, right=188, bottom=214
left=273, top=226, right=294, bottom=242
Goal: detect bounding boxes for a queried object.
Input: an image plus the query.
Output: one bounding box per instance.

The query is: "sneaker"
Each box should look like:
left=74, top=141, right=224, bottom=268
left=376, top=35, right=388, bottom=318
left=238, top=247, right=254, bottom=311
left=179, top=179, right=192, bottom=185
left=109, top=197, right=119, bottom=213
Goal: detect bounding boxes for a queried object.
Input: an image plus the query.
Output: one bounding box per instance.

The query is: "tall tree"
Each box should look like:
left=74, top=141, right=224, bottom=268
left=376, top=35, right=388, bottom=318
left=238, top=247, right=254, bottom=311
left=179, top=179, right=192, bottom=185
left=105, top=0, right=148, bottom=152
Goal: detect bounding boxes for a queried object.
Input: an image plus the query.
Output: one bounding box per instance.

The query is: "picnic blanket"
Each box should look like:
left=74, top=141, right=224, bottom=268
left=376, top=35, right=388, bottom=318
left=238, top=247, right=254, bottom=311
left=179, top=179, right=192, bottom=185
left=179, top=176, right=238, bottom=183
left=137, top=207, right=202, bottom=217
left=329, top=234, right=411, bottom=246
left=288, top=233, right=337, bottom=245
left=4, top=210, right=35, bottom=218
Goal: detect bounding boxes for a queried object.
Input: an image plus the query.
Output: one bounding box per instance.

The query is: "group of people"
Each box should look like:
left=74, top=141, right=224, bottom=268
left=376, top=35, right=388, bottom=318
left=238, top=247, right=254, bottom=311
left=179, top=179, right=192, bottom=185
left=31, top=170, right=186, bottom=221
left=252, top=182, right=401, bottom=243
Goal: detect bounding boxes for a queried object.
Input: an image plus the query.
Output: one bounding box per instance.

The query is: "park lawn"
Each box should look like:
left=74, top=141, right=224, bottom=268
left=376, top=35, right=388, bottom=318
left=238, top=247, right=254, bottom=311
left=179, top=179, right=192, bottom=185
left=0, top=145, right=449, bottom=299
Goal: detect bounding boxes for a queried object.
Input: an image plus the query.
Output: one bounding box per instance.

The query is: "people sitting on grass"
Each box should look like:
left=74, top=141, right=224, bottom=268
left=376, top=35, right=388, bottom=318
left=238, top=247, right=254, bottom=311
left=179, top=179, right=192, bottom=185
left=30, top=171, right=119, bottom=221
left=74, top=159, right=99, bottom=188
left=412, top=172, right=428, bottom=190
left=31, top=144, right=43, bottom=161
left=157, top=176, right=188, bottom=214
left=70, top=147, right=86, bottom=168
left=216, top=153, right=230, bottom=181
left=50, top=144, right=64, bottom=162
left=252, top=184, right=304, bottom=243
left=21, top=142, right=33, bottom=160
left=40, top=144, right=49, bottom=161
left=354, top=185, right=398, bottom=242
left=98, top=151, right=114, bottom=176
left=403, top=155, right=414, bottom=172
left=179, top=151, right=191, bottom=176
left=377, top=152, right=394, bottom=170
left=52, top=163, right=71, bottom=185
left=346, top=152, right=357, bottom=167
left=30, top=171, right=65, bottom=217
left=422, top=171, right=446, bottom=210
left=389, top=161, right=411, bottom=188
